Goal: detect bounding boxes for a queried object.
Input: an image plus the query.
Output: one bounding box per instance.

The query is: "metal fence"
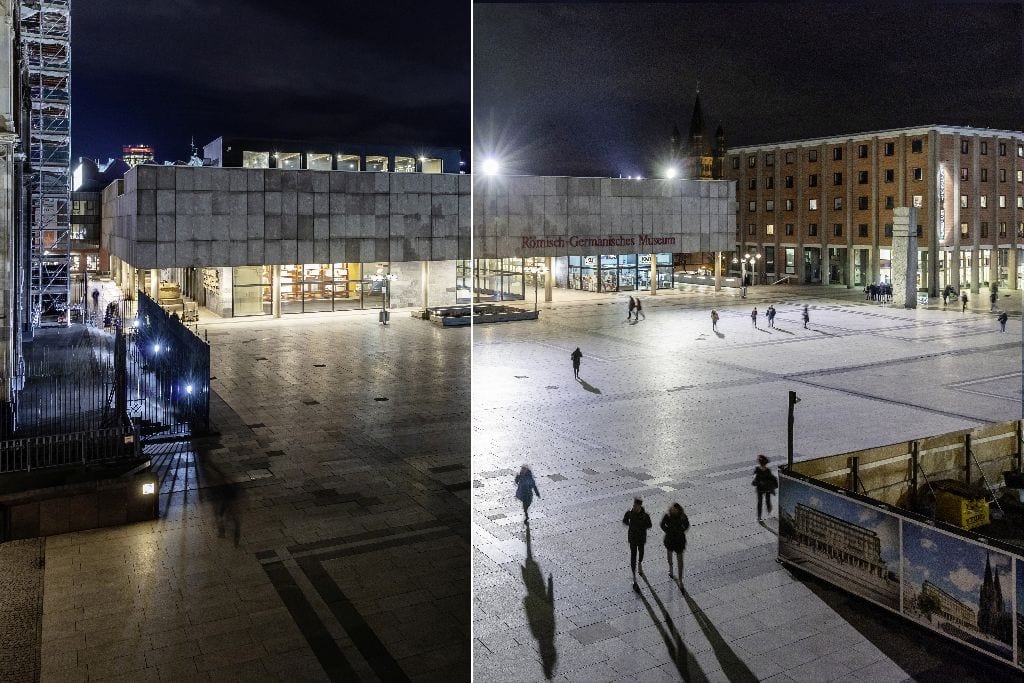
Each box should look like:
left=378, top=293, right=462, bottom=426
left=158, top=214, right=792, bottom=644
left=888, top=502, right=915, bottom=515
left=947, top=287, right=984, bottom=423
left=0, top=425, right=140, bottom=474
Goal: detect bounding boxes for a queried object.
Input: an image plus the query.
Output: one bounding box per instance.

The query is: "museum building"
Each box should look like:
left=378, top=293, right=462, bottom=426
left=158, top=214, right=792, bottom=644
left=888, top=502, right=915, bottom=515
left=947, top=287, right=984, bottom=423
left=725, top=126, right=1024, bottom=294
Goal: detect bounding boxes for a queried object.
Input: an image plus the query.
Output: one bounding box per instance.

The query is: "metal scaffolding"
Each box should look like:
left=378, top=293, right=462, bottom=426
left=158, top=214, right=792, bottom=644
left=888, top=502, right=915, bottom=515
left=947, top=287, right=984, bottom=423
left=20, top=0, right=70, bottom=324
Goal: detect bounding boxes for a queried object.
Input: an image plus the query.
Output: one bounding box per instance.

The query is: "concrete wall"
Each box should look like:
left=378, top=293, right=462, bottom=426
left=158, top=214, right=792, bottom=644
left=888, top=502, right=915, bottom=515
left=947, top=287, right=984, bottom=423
left=474, top=175, right=736, bottom=259
left=103, top=165, right=471, bottom=269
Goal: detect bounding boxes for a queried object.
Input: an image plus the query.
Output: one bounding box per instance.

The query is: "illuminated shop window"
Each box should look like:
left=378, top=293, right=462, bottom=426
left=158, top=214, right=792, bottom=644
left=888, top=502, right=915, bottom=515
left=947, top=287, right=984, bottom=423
left=338, top=154, right=360, bottom=171
left=242, top=151, right=269, bottom=168
left=307, top=153, right=332, bottom=170
left=420, top=157, right=442, bottom=173
left=277, top=152, right=301, bottom=170
left=394, top=156, right=416, bottom=172
left=366, top=156, right=388, bottom=172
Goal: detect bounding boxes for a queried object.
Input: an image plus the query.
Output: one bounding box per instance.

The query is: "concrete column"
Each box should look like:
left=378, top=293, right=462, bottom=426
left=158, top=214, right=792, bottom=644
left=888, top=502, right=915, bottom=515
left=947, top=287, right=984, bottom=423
left=989, top=250, right=998, bottom=288
left=970, top=247, right=980, bottom=293
left=544, top=256, right=553, bottom=302
left=1009, top=248, right=1019, bottom=291
left=149, top=269, right=159, bottom=300
left=847, top=248, right=856, bottom=289
left=649, top=254, right=657, bottom=295
left=272, top=265, right=281, bottom=318
left=892, top=207, right=919, bottom=308
left=714, top=250, right=722, bottom=292
left=421, top=261, right=429, bottom=310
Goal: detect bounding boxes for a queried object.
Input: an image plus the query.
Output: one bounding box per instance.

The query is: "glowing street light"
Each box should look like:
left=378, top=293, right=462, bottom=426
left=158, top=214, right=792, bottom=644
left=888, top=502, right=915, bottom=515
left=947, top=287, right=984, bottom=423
left=732, top=253, right=762, bottom=298
left=481, top=158, right=500, bottom=175
left=524, top=264, right=548, bottom=312
left=665, top=167, right=678, bottom=179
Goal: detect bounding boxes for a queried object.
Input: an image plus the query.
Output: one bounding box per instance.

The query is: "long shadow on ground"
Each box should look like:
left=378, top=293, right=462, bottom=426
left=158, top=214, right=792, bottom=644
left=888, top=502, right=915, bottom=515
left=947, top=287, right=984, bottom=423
left=682, top=589, right=758, bottom=683
left=639, top=575, right=707, bottom=682
left=521, top=524, right=557, bottom=679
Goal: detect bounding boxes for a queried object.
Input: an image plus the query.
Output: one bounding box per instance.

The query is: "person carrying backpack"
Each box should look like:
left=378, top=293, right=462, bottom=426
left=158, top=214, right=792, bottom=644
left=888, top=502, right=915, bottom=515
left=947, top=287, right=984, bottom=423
left=752, top=454, right=778, bottom=521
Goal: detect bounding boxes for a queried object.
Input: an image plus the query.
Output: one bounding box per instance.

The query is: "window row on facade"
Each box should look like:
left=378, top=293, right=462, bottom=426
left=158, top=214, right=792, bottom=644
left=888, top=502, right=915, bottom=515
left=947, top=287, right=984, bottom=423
left=746, top=193, right=1024, bottom=212
left=745, top=169, right=1024, bottom=190
left=734, top=140, right=1024, bottom=168
left=740, top=221, right=1024, bottom=240
left=240, top=151, right=445, bottom=173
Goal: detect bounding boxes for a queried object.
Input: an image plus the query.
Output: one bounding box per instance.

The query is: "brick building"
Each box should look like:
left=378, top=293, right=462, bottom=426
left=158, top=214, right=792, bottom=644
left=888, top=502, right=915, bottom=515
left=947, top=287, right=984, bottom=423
left=724, top=126, right=1024, bottom=294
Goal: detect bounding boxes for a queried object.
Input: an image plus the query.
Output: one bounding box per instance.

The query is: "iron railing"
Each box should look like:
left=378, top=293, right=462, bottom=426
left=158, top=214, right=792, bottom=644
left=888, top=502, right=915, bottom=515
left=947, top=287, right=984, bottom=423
left=0, top=424, right=140, bottom=474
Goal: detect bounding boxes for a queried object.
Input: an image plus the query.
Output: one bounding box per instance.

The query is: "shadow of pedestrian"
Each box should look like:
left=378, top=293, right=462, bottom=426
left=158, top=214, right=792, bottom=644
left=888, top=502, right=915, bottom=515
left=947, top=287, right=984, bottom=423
left=639, top=575, right=708, bottom=682
left=521, top=525, right=558, bottom=679
left=772, top=327, right=795, bottom=335
left=758, top=519, right=778, bottom=536
left=577, top=379, right=601, bottom=394
left=714, top=331, right=725, bottom=339
left=201, top=460, right=243, bottom=547
left=682, top=590, right=758, bottom=683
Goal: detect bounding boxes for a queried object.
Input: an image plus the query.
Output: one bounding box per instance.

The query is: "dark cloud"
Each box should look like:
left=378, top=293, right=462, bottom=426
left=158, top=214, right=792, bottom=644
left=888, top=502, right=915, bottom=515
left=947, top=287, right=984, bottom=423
left=72, top=1, right=469, bottom=162
left=474, top=3, right=1024, bottom=177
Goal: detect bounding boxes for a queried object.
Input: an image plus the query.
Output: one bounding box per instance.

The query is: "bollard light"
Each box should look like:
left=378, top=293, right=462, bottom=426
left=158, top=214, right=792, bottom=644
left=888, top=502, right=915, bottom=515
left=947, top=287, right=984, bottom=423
left=142, top=482, right=155, bottom=495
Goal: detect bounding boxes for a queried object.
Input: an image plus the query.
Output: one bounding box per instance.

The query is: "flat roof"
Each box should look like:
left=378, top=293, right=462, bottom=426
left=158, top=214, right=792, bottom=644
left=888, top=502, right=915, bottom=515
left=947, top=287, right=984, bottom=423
left=728, top=125, right=1024, bottom=153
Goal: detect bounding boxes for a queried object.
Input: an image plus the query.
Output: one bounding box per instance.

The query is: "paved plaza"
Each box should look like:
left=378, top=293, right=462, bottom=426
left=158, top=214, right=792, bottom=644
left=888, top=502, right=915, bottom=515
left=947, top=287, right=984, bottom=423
left=472, top=285, right=1023, bottom=682
left=11, top=310, right=470, bottom=682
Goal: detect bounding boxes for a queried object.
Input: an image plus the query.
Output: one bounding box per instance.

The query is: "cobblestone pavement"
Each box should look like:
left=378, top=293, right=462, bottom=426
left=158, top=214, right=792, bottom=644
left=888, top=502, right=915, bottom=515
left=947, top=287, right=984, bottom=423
left=472, top=288, right=1023, bottom=682
left=31, top=310, right=470, bottom=682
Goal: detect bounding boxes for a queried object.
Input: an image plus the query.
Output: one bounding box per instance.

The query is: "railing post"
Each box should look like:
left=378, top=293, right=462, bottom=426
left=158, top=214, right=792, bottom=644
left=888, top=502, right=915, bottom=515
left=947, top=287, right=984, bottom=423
left=910, top=441, right=919, bottom=504
left=964, top=433, right=972, bottom=486
left=848, top=456, right=859, bottom=492
left=1017, top=420, right=1023, bottom=473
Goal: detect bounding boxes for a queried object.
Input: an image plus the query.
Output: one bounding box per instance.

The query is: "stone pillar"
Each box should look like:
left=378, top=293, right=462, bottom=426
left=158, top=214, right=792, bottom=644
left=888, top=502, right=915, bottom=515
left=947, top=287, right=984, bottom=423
left=544, top=256, right=553, bottom=302
left=272, top=265, right=281, bottom=318
left=649, top=254, right=657, bottom=295
left=714, top=251, right=722, bottom=292
left=149, top=269, right=159, bottom=300
left=421, top=261, right=429, bottom=310
left=1009, top=248, right=1019, bottom=291
left=892, top=207, right=919, bottom=308
left=847, top=248, right=855, bottom=289
left=969, top=247, right=980, bottom=294
left=989, top=250, right=998, bottom=288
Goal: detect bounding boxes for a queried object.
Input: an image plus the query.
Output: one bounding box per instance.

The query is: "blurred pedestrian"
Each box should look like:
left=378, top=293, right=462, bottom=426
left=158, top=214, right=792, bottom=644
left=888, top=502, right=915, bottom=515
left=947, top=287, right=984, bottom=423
left=998, top=311, right=1008, bottom=332
left=623, top=498, right=652, bottom=592
left=515, top=465, right=541, bottom=523
left=711, top=309, right=719, bottom=331
left=635, top=297, right=645, bottom=321
left=753, top=454, right=779, bottom=521
left=802, top=304, right=810, bottom=329
left=751, top=307, right=758, bottom=328
left=570, top=347, right=582, bottom=379
left=660, top=502, right=690, bottom=586
left=767, top=305, right=776, bottom=328
left=626, top=296, right=635, bottom=322
left=961, top=292, right=968, bottom=313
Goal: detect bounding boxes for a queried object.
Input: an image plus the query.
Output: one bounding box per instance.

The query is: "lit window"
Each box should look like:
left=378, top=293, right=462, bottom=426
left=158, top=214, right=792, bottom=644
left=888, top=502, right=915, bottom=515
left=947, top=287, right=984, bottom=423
left=960, top=167, right=968, bottom=181
left=337, top=154, right=360, bottom=171
left=809, top=198, right=818, bottom=210
left=1018, top=197, right=1023, bottom=208
left=1018, top=145, right=1023, bottom=157
left=277, top=152, right=301, bottom=170
left=833, top=197, right=842, bottom=210
left=999, top=195, right=1006, bottom=208
left=242, top=151, right=269, bottom=168
left=366, top=156, right=389, bottom=172
left=765, top=200, right=774, bottom=211
left=1017, top=170, right=1023, bottom=183
left=766, top=223, right=775, bottom=236
left=785, top=199, right=793, bottom=211
left=421, top=158, right=442, bottom=173
left=394, top=156, right=416, bottom=173
left=960, top=222, right=969, bottom=237
left=307, top=153, right=331, bottom=170
left=980, top=195, right=987, bottom=208
left=912, top=195, right=923, bottom=208
left=999, top=221, right=1007, bottom=236
left=961, top=195, right=968, bottom=208
left=748, top=201, right=756, bottom=211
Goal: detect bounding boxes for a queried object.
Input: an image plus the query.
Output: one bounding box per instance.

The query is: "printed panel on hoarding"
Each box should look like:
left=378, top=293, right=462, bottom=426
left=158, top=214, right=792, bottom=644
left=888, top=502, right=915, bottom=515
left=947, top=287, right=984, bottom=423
left=901, top=521, right=1014, bottom=662
left=778, top=475, right=900, bottom=610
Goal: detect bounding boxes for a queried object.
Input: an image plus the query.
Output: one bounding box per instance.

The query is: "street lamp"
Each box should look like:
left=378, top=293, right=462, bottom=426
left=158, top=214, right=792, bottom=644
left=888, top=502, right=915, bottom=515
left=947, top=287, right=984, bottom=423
left=481, top=158, right=500, bottom=175
left=665, top=167, right=678, bottom=179
left=370, top=272, right=398, bottom=324
left=524, top=264, right=548, bottom=312
left=732, top=253, right=762, bottom=298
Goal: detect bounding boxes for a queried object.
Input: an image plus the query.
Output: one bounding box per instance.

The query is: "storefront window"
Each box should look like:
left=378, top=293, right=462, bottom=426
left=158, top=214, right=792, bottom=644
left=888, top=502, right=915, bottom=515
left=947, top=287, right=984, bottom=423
left=421, top=158, right=442, bottom=173
left=233, top=266, right=268, bottom=316
left=338, top=154, right=360, bottom=171
left=242, top=151, right=269, bottom=168
left=366, top=156, right=388, bottom=172
left=394, top=156, right=416, bottom=172
left=472, top=259, right=525, bottom=302
left=277, top=152, right=301, bottom=170
left=307, top=153, right=332, bottom=170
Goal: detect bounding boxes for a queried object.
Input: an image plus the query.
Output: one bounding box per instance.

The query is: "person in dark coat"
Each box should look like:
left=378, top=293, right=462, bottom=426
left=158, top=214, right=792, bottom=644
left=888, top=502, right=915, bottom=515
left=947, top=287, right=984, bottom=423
left=767, top=305, right=776, bottom=328
left=634, top=297, right=644, bottom=321
left=570, top=347, right=582, bottom=379
left=998, top=311, right=1008, bottom=332
left=622, top=498, right=652, bottom=592
left=625, top=296, right=635, bottom=322
left=515, top=465, right=541, bottom=522
left=750, top=307, right=758, bottom=328
left=753, top=454, right=779, bottom=521
left=711, top=309, right=719, bottom=331
left=801, top=304, right=810, bottom=329
left=961, top=292, right=968, bottom=312
left=660, top=502, right=690, bottom=585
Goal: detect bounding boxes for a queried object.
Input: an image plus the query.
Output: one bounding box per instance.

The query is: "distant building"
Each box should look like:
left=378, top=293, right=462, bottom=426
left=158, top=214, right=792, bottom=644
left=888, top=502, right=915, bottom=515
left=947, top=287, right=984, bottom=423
left=71, top=156, right=129, bottom=276
left=792, top=503, right=887, bottom=579
left=122, top=144, right=154, bottom=167
left=977, top=553, right=1011, bottom=641
left=670, top=91, right=727, bottom=181
left=922, top=580, right=976, bottom=629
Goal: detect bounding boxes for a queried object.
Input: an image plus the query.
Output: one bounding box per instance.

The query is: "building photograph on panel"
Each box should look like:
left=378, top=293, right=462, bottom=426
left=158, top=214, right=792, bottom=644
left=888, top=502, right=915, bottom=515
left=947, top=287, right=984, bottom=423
left=472, top=3, right=1024, bottom=682
left=0, top=1, right=471, bottom=681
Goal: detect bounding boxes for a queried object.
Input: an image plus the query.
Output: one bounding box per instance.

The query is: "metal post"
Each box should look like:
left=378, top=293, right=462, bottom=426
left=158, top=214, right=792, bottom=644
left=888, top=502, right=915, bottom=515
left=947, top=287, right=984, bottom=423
left=649, top=253, right=657, bottom=296
left=787, top=390, right=799, bottom=467
left=534, top=275, right=538, bottom=311
left=911, top=441, right=919, bottom=503
left=849, top=456, right=859, bottom=493
left=272, top=265, right=281, bottom=318
left=741, top=260, right=747, bottom=298
left=714, top=251, right=722, bottom=292
left=1017, top=420, right=1023, bottom=473
left=544, top=256, right=553, bottom=302
left=964, top=433, right=972, bottom=486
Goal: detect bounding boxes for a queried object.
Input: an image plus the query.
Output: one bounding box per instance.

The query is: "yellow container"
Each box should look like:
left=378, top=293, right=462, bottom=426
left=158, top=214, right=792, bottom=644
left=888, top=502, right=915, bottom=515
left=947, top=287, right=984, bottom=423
left=934, top=490, right=990, bottom=530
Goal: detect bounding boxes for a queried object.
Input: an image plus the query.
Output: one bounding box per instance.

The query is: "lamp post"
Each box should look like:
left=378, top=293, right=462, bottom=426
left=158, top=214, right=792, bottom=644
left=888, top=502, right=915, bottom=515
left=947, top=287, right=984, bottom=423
left=370, top=272, right=398, bottom=325
left=732, top=253, right=762, bottom=298
left=524, top=264, right=548, bottom=312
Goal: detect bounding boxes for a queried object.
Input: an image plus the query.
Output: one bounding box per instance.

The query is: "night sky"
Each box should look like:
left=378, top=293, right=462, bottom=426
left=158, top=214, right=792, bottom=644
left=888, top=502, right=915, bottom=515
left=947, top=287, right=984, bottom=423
left=474, top=3, right=1024, bottom=178
left=71, top=1, right=469, bottom=164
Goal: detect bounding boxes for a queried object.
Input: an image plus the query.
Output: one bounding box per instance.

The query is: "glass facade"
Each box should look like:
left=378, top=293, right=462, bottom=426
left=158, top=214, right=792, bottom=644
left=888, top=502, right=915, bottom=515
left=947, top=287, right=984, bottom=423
left=242, top=151, right=270, bottom=168
left=277, top=152, right=301, bottom=170
left=365, top=156, right=388, bottom=172
left=230, top=263, right=390, bottom=316
left=338, top=154, right=360, bottom=171
left=472, top=259, right=525, bottom=302
left=421, top=158, right=442, bottom=173
left=307, top=153, right=332, bottom=170
left=394, top=156, right=416, bottom=172
left=566, top=253, right=672, bottom=292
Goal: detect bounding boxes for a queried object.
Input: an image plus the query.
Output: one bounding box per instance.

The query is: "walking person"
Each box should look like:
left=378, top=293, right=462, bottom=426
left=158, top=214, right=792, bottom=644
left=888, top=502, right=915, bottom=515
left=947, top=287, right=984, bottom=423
left=802, top=304, right=809, bottom=329
left=710, top=309, right=719, bottom=332
left=514, top=465, right=541, bottom=523
left=622, top=498, right=652, bottom=592
left=625, top=296, right=635, bottom=322
left=767, top=305, right=776, bottom=328
left=753, top=454, right=779, bottom=521
left=750, top=306, right=758, bottom=328
left=570, top=347, right=582, bottom=379
left=998, top=311, right=1008, bottom=332
left=990, top=285, right=998, bottom=311
left=91, top=288, right=100, bottom=311
left=634, top=297, right=644, bottom=321
left=660, top=502, right=690, bottom=586
left=961, top=291, right=968, bottom=313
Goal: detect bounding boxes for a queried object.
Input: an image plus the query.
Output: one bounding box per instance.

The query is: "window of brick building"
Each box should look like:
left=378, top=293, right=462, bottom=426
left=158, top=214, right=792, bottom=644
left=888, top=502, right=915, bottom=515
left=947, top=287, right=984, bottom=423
left=833, top=147, right=843, bottom=161
left=981, top=141, right=988, bottom=155
left=785, top=175, right=794, bottom=188
left=858, top=144, right=868, bottom=158
left=1019, top=197, right=1024, bottom=209
left=785, top=151, right=795, bottom=164
left=749, top=178, right=757, bottom=190
left=732, top=157, right=740, bottom=169
left=913, top=167, right=923, bottom=181
left=961, top=140, right=970, bottom=154
left=833, top=197, right=842, bottom=210
left=748, top=223, right=756, bottom=235
left=785, top=223, right=794, bottom=236
left=960, top=222, right=969, bottom=238
left=833, top=172, right=842, bottom=185
left=980, top=168, right=988, bottom=182
left=999, top=222, right=1007, bottom=237
left=884, top=223, right=893, bottom=238
left=912, top=195, right=923, bottom=207
left=981, top=222, right=989, bottom=238
left=884, top=142, right=895, bottom=156
left=833, top=223, right=843, bottom=237
left=785, top=199, right=793, bottom=211
left=1017, top=169, right=1022, bottom=182
left=808, top=150, right=818, bottom=162
left=808, top=223, right=818, bottom=236
left=961, top=195, right=968, bottom=208
left=748, top=155, right=756, bottom=168
left=766, top=223, right=775, bottom=236
left=858, top=171, right=868, bottom=184
left=980, top=195, right=987, bottom=208
left=917, top=225, right=923, bottom=238
left=1017, top=144, right=1023, bottom=157
left=765, top=200, right=775, bottom=211
left=766, top=177, right=774, bottom=189
left=885, top=169, right=894, bottom=183
left=749, top=200, right=756, bottom=211
left=961, top=167, right=969, bottom=181
left=912, top=139, right=923, bottom=153
left=999, top=195, right=1006, bottom=208
left=998, top=142, right=1006, bottom=156
left=858, top=196, right=869, bottom=210
left=766, top=153, right=775, bottom=167
left=999, top=169, right=1006, bottom=182
left=1019, top=222, right=1024, bottom=238
left=858, top=224, right=868, bottom=237
left=808, top=174, right=818, bottom=187
left=885, top=196, right=894, bottom=209
left=809, top=198, right=818, bottom=210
